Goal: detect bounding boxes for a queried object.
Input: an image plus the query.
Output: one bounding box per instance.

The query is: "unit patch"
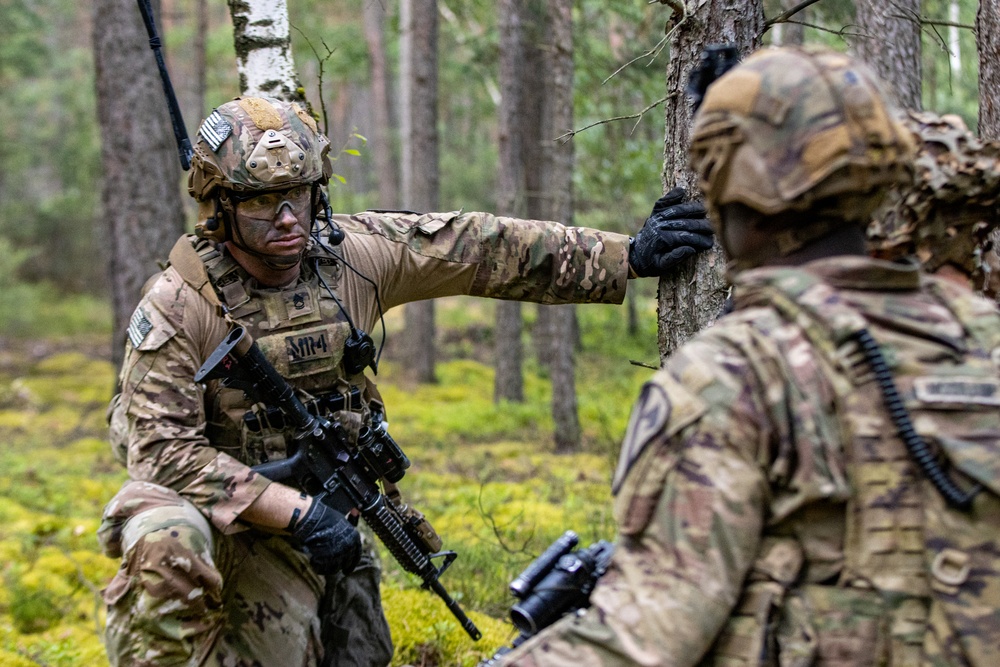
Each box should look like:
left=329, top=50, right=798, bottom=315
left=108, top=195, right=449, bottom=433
left=914, top=377, right=1000, bottom=406
left=199, top=110, right=233, bottom=152
left=612, top=382, right=671, bottom=495
left=127, top=307, right=153, bottom=348
left=283, top=290, right=315, bottom=318
left=286, top=331, right=332, bottom=365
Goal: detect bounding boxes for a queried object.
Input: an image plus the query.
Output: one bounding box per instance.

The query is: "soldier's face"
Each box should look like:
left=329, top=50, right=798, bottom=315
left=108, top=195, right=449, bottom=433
left=233, top=186, right=312, bottom=258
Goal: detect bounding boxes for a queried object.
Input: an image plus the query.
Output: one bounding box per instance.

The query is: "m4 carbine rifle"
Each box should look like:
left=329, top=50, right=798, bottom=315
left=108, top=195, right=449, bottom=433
left=480, top=531, right=614, bottom=665
left=195, top=326, right=482, bottom=641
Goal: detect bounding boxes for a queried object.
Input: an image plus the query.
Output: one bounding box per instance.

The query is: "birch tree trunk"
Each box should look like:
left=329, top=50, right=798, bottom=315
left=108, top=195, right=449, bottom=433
left=494, top=0, right=527, bottom=403
left=853, top=0, right=922, bottom=110
left=979, top=0, right=1000, bottom=139
left=657, top=1, right=763, bottom=361
left=400, top=0, right=439, bottom=383
left=227, top=0, right=305, bottom=104
left=94, top=0, right=186, bottom=370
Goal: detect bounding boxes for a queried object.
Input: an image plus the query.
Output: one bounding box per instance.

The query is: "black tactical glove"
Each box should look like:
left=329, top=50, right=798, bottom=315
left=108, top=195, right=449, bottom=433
left=291, top=499, right=362, bottom=576
left=629, top=187, right=714, bottom=278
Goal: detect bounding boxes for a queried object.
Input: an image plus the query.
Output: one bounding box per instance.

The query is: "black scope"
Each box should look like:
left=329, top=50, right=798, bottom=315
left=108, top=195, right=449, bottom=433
left=509, top=540, right=614, bottom=637
left=356, top=421, right=410, bottom=484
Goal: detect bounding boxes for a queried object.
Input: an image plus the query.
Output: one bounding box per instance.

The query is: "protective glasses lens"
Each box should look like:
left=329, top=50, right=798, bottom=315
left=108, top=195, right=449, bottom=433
left=236, top=185, right=312, bottom=220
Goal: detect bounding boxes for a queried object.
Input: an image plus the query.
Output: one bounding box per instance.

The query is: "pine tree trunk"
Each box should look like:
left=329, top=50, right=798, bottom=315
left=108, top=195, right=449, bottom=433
left=494, top=0, right=527, bottom=402
left=363, top=1, right=399, bottom=208
left=227, top=0, right=305, bottom=104
left=400, top=0, right=439, bottom=383
left=193, top=0, right=208, bottom=120
left=977, top=0, right=1000, bottom=305
left=775, top=0, right=805, bottom=46
left=853, top=0, right=922, bottom=110
left=93, top=0, right=186, bottom=370
left=657, top=1, right=763, bottom=362
left=542, top=0, right=580, bottom=453
left=979, top=0, right=1000, bottom=139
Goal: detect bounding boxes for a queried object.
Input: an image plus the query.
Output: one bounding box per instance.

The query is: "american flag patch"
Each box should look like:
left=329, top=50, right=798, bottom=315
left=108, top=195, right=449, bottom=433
left=199, top=110, right=232, bottom=152
left=128, top=307, right=153, bottom=348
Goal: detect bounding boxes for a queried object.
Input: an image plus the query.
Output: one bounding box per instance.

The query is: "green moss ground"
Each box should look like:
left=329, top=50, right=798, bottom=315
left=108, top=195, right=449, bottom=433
left=0, top=295, right=658, bottom=665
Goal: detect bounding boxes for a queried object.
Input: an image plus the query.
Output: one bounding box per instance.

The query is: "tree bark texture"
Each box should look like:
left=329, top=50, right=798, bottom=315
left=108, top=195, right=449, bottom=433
left=494, top=0, right=528, bottom=402
left=93, top=0, right=186, bottom=370
left=400, top=0, right=439, bottom=383
left=227, top=0, right=305, bottom=104
left=541, top=0, right=580, bottom=453
left=657, top=1, right=763, bottom=362
left=853, top=0, right=922, bottom=110
left=979, top=0, right=1000, bottom=139
left=193, top=0, right=208, bottom=121
left=363, top=1, right=400, bottom=209
left=977, top=0, right=1000, bottom=306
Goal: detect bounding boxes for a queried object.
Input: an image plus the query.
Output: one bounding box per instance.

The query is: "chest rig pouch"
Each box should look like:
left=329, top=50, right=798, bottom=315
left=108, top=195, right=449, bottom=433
left=718, top=270, right=1000, bottom=667
left=170, top=236, right=373, bottom=469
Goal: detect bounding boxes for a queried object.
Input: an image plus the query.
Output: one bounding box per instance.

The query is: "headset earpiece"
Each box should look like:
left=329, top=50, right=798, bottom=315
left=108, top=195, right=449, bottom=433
left=195, top=198, right=228, bottom=242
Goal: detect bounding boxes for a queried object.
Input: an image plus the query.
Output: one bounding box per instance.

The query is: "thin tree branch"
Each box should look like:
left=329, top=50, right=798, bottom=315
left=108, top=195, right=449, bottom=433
left=556, top=95, right=668, bottom=143
left=603, top=34, right=669, bottom=85
left=922, top=19, right=974, bottom=30
left=764, top=0, right=826, bottom=28
left=292, top=25, right=335, bottom=136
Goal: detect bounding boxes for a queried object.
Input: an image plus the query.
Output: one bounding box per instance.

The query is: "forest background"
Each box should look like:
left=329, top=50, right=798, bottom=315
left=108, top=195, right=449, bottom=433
left=0, top=0, right=983, bottom=665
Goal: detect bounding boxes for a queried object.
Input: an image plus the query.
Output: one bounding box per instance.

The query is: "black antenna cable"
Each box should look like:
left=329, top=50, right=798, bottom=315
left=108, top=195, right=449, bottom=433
left=136, top=0, right=194, bottom=170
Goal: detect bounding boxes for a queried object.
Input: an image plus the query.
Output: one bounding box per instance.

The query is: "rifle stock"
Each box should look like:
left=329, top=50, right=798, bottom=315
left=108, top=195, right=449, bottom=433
left=196, top=326, right=482, bottom=640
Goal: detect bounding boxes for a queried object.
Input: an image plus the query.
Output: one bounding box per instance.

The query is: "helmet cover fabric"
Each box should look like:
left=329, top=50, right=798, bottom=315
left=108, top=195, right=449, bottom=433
left=689, top=46, right=916, bottom=246
left=188, top=97, right=332, bottom=202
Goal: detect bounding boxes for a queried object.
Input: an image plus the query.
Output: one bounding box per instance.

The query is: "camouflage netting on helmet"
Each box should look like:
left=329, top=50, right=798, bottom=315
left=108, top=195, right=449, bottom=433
left=868, top=110, right=1000, bottom=291
left=690, top=46, right=915, bottom=255
left=188, top=97, right=332, bottom=202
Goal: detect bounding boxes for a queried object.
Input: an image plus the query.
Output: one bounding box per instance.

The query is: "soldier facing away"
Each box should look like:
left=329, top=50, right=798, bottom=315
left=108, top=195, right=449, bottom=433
left=497, top=46, right=1000, bottom=666
left=95, top=96, right=714, bottom=667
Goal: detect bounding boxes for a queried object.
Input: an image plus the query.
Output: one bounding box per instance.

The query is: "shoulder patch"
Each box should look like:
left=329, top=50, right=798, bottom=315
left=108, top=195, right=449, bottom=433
left=127, top=307, right=153, bottom=348
left=612, top=382, right=671, bottom=494
left=199, top=110, right=232, bottom=152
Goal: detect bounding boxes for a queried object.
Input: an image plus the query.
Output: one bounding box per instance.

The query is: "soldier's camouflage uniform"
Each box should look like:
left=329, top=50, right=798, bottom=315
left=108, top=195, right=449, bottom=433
left=502, top=254, right=1000, bottom=666
left=868, top=111, right=1000, bottom=298
left=99, top=213, right=629, bottom=667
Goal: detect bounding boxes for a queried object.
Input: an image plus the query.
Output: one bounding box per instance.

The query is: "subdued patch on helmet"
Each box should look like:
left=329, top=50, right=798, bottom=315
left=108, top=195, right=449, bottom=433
left=292, top=103, right=319, bottom=135
left=198, top=110, right=233, bottom=153
left=239, top=97, right=284, bottom=131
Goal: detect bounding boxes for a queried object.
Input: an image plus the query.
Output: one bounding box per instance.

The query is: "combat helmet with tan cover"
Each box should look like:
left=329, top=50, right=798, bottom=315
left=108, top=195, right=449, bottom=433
left=689, top=45, right=916, bottom=257
left=188, top=97, right=333, bottom=243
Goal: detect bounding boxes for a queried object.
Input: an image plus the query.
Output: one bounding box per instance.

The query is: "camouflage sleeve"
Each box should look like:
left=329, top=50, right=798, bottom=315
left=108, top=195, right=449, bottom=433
left=118, top=267, right=270, bottom=533
left=334, top=210, right=630, bottom=310
left=504, top=338, right=770, bottom=667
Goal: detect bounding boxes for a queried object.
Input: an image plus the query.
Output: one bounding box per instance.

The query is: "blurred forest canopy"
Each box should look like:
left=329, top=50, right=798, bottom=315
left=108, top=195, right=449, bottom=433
left=0, top=0, right=982, bottom=304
